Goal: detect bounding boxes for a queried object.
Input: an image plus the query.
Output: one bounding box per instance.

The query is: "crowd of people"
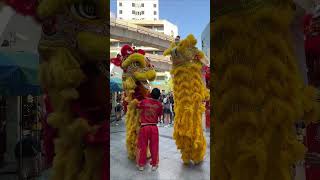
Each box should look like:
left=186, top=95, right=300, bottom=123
left=159, top=90, right=174, bottom=128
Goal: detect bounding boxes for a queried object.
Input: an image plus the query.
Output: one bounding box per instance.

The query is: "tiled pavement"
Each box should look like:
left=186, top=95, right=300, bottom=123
left=110, top=118, right=211, bottom=180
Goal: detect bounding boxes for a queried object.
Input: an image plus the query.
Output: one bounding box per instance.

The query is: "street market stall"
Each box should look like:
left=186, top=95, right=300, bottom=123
left=0, top=50, right=43, bottom=179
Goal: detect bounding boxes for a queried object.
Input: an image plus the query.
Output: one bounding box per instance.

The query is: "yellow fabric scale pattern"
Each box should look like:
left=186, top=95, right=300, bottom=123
left=164, top=34, right=209, bottom=164
left=121, top=52, right=156, bottom=160
left=36, top=0, right=108, bottom=180
left=212, top=1, right=320, bottom=179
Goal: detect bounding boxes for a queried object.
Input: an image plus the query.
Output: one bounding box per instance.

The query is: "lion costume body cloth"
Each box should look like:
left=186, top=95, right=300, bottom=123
left=2, top=0, right=109, bottom=180
left=212, top=0, right=319, bottom=180
left=164, top=35, right=209, bottom=164
left=111, top=45, right=156, bottom=160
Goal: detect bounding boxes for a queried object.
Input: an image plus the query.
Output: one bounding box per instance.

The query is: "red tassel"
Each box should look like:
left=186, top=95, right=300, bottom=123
left=4, top=0, right=41, bottom=22
left=137, top=49, right=145, bottom=55
left=121, top=44, right=134, bottom=57
left=111, top=57, right=122, bottom=67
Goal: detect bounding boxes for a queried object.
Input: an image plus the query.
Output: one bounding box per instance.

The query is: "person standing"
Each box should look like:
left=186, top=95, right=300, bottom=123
left=0, top=121, right=6, bottom=167
left=158, top=90, right=166, bottom=124
left=169, top=92, right=174, bottom=125
left=115, top=94, right=122, bottom=122
left=136, top=88, right=162, bottom=171
left=162, top=96, right=171, bottom=128
left=15, top=130, right=41, bottom=179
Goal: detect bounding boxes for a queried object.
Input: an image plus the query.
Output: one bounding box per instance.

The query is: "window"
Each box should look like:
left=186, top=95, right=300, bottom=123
left=119, top=2, right=122, bottom=6
left=141, top=3, right=144, bottom=7
left=156, top=26, right=164, bottom=31
left=156, top=51, right=163, bottom=55
left=111, top=42, right=119, bottom=47
left=120, top=42, right=131, bottom=47
left=132, top=3, right=135, bottom=7
left=154, top=4, right=157, bottom=8
left=141, top=11, right=144, bottom=15
left=156, top=76, right=166, bottom=80
left=119, top=10, right=122, bottom=14
left=154, top=11, right=157, bottom=15
left=132, top=10, right=135, bottom=14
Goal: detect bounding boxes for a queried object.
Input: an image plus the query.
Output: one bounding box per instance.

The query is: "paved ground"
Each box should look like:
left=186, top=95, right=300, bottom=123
left=110, top=118, right=211, bottom=180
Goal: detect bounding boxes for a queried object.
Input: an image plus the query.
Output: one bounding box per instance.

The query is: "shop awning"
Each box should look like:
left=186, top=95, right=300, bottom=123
left=110, top=77, right=122, bottom=92
left=0, top=51, right=42, bottom=96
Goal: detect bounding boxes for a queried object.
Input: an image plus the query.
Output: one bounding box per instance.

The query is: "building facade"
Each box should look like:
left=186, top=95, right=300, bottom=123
left=201, top=22, right=210, bottom=59
left=112, top=0, right=177, bottom=72
left=110, top=11, right=116, bottom=18
left=117, top=0, right=159, bottom=20
left=126, top=19, right=178, bottom=38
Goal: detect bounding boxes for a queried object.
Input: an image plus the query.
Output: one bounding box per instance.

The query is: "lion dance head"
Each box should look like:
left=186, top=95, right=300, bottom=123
left=111, top=44, right=156, bottom=159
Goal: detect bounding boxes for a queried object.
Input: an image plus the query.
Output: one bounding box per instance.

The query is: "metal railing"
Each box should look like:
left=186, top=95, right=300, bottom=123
left=145, top=53, right=171, bottom=63
left=110, top=18, right=174, bottom=42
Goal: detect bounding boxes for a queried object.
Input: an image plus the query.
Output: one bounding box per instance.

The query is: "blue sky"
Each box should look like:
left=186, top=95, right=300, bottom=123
left=110, top=0, right=210, bottom=48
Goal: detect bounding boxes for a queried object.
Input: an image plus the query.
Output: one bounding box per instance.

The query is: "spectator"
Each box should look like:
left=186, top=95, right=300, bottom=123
left=158, top=90, right=166, bottom=124
left=163, top=96, right=171, bottom=128
left=0, top=120, right=6, bottom=167
left=169, top=92, right=174, bottom=125
left=15, top=130, right=41, bottom=179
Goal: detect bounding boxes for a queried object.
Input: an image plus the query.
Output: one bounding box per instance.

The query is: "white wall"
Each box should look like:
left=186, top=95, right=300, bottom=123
left=293, top=0, right=315, bottom=12
left=117, top=0, right=159, bottom=20
left=201, top=22, right=210, bottom=59
left=0, top=6, right=14, bottom=37
left=0, top=13, right=41, bottom=53
left=163, top=20, right=178, bottom=37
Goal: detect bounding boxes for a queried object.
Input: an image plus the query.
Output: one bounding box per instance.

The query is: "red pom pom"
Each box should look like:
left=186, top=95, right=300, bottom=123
left=121, top=44, right=134, bottom=57
left=5, top=0, right=39, bottom=18
left=203, top=65, right=210, bottom=81
left=137, top=49, right=145, bottom=55
left=111, top=57, right=122, bottom=67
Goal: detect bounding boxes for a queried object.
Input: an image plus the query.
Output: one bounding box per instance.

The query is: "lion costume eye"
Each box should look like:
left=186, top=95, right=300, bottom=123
left=70, top=1, right=98, bottom=19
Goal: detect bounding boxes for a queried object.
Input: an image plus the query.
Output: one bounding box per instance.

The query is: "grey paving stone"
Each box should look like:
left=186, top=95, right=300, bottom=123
left=111, top=119, right=210, bottom=180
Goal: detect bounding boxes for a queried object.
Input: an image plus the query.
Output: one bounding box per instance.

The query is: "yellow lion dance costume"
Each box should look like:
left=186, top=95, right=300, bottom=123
left=212, top=0, right=319, bottom=179
left=2, top=0, right=109, bottom=180
left=164, top=34, right=209, bottom=164
left=111, top=45, right=156, bottom=160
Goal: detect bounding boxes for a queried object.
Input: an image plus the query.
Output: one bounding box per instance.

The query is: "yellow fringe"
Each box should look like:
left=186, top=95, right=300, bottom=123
left=165, top=34, right=209, bottom=164
left=212, top=3, right=320, bottom=180
left=37, top=2, right=108, bottom=176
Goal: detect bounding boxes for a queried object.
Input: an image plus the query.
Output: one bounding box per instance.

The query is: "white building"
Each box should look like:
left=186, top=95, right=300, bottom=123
left=201, top=22, right=210, bottom=59
left=117, top=0, right=159, bottom=20
left=125, top=19, right=178, bottom=38
left=110, top=11, right=116, bottom=18
left=0, top=6, right=41, bottom=53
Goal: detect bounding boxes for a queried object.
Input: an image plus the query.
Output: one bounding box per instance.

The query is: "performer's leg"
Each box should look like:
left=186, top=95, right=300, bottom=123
left=149, top=126, right=159, bottom=167
left=136, top=127, right=148, bottom=167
